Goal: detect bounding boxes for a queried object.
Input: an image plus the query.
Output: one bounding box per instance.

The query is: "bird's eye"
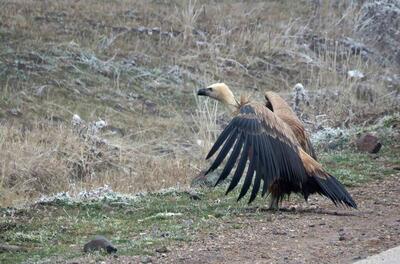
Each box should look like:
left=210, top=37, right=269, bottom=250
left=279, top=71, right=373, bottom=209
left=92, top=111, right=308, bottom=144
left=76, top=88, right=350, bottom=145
left=207, top=88, right=212, bottom=91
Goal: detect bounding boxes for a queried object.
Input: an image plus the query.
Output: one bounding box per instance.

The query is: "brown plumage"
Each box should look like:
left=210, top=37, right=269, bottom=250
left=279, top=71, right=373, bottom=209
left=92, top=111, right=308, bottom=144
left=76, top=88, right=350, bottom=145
left=265, top=91, right=317, bottom=160
left=197, top=83, right=356, bottom=209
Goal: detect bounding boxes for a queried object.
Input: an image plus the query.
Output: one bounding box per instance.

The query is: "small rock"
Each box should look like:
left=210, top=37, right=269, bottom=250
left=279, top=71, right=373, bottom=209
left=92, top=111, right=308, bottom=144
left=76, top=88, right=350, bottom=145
left=347, top=70, right=365, bottom=80
left=141, top=256, right=153, bottom=263
left=272, top=230, right=287, bottom=236
left=94, top=119, right=107, bottom=130
left=72, top=114, right=83, bottom=126
left=356, top=133, right=382, bottom=153
left=83, top=235, right=117, bottom=254
left=155, top=246, right=170, bottom=254
left=185, top=190, right=201, bottom=200
left=0, top=243, right=24, bottom=253
left=114, top=103, right=125, bottom=112
left=7, top=108, right=22, bottom=117
left=392, top=165, right=400, bottom=171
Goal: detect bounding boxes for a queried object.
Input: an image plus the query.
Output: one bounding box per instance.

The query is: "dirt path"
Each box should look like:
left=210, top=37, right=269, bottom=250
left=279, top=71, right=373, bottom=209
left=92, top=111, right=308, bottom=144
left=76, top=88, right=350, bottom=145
left=157, top=173, right=400, bottom=264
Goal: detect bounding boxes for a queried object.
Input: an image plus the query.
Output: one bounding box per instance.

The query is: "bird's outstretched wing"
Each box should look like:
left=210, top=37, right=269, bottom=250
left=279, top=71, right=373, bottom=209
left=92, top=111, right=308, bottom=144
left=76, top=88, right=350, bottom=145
left=205, top=102, right=307, bottom=203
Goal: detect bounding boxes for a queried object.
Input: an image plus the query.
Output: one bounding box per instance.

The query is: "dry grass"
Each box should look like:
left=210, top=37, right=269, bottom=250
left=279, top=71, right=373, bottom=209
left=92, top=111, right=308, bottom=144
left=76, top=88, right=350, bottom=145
left=0, top=99, right=220, bottom=207
left=0, top=0, right=398, bottom=206
left=0, top=119, right=201, bottom=207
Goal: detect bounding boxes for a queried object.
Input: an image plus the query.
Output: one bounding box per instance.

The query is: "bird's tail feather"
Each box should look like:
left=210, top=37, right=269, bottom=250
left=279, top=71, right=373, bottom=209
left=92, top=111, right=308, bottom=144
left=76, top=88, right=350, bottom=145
left=299, top=148, right=357, bottom=208
left=312, top=173, right=357, bottom=208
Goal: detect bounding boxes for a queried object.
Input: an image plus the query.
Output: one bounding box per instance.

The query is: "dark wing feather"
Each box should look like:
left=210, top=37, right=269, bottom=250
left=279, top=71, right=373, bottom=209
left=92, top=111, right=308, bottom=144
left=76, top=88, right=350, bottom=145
left=249, top=146, right=262, bottom=203
left=237, top=143, right=255, bottom=201
left=214, top=133, right=244, bottom=186
left=205, top=102, right=307, bottom=202
left=206, top=121, right=236, bottom=159
left=206, top=128, right=238, bottom=174
left=225, top=135, right=250, bottom=194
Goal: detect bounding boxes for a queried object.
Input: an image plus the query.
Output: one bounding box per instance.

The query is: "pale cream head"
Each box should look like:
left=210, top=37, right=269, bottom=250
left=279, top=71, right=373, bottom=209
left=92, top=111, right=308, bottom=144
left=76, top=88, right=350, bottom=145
left=197, top=83, right=238, bottom=107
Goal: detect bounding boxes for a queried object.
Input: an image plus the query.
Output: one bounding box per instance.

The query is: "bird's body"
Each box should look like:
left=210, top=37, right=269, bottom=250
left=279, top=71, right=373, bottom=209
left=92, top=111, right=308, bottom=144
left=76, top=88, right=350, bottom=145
left=197, top=83, right=356, bottom=209
left=264, top=91, right=317, bottom=160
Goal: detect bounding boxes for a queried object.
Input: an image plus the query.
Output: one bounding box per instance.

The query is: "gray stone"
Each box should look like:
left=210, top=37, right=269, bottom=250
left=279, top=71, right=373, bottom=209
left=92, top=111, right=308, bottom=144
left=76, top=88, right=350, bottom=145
left=155, top=245, right=170, bottom=254
left=141, top=256, right=153, bottom=263
left=83, top=235, right=117, bottom=254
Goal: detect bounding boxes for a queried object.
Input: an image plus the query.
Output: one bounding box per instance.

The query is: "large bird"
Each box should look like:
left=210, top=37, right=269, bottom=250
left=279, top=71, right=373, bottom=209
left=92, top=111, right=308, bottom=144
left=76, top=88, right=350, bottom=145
left=197, top=83, right=356, bottom=209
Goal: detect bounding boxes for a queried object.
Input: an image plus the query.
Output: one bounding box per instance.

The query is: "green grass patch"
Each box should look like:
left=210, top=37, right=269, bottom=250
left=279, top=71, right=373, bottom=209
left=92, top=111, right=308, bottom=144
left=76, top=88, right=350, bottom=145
left=1, top=144, right=399, bottom=263
left=320, top=146, right=399, bottom=186
left=0, top=187, right=266, bottom=263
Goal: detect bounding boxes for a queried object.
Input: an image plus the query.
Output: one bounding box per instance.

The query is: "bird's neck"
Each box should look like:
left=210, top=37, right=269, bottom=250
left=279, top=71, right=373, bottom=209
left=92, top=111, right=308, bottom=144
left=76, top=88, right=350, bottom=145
left=222, top=96, right=240, bottom=113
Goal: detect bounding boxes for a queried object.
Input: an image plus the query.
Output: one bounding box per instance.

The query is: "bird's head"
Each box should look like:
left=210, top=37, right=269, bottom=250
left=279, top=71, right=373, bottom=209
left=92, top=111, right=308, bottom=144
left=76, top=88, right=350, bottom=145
left=197, top=83, right=238, bottom=108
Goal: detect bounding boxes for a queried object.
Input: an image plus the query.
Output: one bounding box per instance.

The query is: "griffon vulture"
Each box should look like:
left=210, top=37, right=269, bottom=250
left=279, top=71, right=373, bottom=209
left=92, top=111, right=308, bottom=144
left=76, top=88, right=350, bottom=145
left=197, top=83, right=356, bottom=209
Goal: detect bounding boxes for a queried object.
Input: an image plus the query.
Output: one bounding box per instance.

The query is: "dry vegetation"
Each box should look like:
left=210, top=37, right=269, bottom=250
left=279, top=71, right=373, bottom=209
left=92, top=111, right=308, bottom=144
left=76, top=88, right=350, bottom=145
left=0, top=0, right=399, bottom=207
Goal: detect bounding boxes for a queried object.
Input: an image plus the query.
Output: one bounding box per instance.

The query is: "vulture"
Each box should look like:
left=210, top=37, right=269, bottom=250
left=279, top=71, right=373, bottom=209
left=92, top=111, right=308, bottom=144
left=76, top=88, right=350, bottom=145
left=197, top=83, right=356, bottom=209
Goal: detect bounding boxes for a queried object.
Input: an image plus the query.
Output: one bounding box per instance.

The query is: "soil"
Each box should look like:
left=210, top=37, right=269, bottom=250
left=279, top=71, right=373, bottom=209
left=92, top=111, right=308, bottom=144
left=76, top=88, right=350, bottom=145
left=70, top=172, right=400, bottom=264
left=158, top=173, right=400, bottom=264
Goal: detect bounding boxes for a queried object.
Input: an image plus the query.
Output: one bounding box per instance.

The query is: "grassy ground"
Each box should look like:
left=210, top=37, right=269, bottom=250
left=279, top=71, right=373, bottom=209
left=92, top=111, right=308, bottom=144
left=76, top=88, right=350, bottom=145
left=0, top=183, right=263, bottom=263
left=1, top=142, right=399, bottom=263
left=0, top=1, right=399, bottom=262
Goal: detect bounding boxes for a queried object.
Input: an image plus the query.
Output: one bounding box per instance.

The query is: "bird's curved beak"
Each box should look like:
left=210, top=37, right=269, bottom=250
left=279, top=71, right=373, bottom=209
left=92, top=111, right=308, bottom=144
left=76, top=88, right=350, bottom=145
left=197, top=88, right=208, bottom=96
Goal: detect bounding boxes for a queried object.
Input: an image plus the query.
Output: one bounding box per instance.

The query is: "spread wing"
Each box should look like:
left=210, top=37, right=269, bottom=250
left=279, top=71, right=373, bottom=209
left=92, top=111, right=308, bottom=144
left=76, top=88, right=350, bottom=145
left=205, top=102, right=307, bottom=203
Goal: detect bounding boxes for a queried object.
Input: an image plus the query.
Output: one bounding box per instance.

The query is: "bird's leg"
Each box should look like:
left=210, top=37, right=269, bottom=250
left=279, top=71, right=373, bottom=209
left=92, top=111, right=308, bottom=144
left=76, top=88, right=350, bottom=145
left=268, top=195, right=279, bottom=210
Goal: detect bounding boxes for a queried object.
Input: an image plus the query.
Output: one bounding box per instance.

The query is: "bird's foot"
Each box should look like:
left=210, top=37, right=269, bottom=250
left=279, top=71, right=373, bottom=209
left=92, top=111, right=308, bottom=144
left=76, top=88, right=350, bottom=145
left=268, top=196, right=280, bottom=211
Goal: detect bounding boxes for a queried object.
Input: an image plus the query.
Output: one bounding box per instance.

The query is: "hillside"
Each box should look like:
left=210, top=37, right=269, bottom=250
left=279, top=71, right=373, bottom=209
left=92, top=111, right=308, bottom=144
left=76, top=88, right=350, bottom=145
left=0, top=0, right=399, bottom=263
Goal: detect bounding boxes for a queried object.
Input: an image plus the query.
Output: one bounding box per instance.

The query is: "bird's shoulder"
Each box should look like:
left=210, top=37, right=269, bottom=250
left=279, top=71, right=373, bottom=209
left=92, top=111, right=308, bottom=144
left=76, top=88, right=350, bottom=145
left=234, top=101, right=299, bottom=145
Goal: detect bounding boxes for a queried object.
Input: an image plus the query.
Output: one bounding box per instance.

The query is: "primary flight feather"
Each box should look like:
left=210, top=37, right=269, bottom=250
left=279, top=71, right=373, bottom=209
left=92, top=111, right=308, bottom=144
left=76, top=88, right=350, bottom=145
left=197, top=83, right=356, bottom=209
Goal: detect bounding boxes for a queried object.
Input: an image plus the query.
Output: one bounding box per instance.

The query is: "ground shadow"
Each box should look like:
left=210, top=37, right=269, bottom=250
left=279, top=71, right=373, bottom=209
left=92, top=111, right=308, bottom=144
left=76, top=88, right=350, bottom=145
left=242, top=206, right=360, bottom=216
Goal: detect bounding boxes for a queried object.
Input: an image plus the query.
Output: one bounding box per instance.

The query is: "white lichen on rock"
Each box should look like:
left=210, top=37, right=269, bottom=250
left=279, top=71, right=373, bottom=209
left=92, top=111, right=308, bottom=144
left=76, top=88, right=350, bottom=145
left=35, top=185, right=189, bottom=206
left=347, top=70, right=365, bottom=80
